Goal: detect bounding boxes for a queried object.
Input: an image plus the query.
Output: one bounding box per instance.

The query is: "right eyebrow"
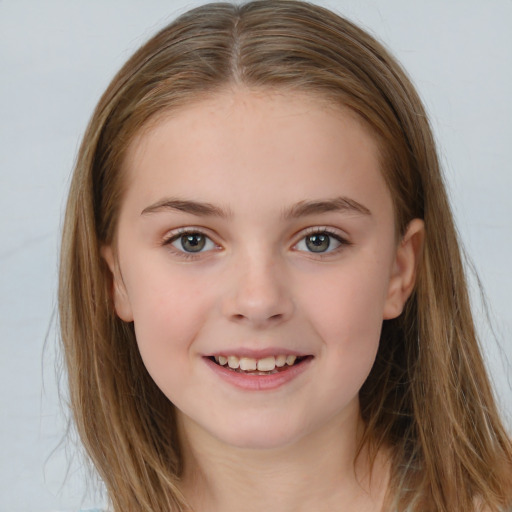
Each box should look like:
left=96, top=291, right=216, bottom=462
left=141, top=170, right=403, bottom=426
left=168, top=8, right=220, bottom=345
left=140, top=198, right=232, bottom=218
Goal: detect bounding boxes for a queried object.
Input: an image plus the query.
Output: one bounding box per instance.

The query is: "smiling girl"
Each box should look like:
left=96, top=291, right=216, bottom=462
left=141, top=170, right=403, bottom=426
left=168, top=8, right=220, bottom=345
left=58, top=1, right=512, bottom=511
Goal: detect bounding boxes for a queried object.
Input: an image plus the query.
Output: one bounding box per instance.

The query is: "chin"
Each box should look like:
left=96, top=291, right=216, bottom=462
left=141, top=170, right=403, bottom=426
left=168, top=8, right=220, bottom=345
left=210, top=416, right=308, bottom=451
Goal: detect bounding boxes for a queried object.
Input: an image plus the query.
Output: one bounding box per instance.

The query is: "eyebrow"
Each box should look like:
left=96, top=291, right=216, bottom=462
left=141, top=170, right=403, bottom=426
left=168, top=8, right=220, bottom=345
left=282, top=196, right=371, bottom=219
left=141, top=198, right=232, bottom=217
left=140, top=196, right=371, bottom=218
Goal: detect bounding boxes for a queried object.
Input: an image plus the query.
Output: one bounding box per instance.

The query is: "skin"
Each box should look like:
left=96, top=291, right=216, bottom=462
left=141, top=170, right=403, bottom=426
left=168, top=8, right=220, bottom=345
left=103, top=87, right=424, bottom=512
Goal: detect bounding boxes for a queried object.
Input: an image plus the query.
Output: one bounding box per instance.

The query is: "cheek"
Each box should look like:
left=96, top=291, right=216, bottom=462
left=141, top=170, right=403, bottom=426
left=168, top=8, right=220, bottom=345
left=296, top=254, right=391, bottom=379
left=124, top=262, right=216, bottom=370
left=302, top=254, right=389, bottom=328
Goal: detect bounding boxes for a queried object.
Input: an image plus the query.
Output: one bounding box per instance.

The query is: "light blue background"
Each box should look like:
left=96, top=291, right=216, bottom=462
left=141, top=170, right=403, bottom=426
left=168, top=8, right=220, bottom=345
left=1, top=1, right=511, bottom=510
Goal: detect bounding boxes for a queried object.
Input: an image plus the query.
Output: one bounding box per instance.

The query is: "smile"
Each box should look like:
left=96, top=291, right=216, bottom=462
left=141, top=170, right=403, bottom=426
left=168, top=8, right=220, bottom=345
left=210, top=354, right=305, bottom=374
left=204, top=353, right=313, bottom=390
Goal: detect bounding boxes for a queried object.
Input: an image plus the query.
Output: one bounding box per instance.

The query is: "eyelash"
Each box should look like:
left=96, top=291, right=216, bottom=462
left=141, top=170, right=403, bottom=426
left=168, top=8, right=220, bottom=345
left=161, top=227, right=351, bottom=260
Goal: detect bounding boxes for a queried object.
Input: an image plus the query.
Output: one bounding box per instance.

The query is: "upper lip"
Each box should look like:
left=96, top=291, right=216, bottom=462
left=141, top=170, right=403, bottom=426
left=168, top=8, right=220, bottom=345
left=204, top=348, right=311, bottom=358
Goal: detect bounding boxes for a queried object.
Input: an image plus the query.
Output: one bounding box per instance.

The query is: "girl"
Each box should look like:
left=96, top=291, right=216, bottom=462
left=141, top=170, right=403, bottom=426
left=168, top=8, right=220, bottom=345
left=58, top=1, right=512, bottom=511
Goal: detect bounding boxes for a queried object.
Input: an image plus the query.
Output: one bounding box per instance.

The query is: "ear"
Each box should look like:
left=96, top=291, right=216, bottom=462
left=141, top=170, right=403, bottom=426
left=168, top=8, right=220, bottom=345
left=101, top=245, right=134, bottom=322
left=383, top=218, right=424, bottom=320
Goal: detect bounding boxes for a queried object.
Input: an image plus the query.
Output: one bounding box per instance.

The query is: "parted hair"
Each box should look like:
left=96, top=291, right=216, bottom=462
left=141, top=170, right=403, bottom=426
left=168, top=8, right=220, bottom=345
left=58, top=1, right=512, bottom=511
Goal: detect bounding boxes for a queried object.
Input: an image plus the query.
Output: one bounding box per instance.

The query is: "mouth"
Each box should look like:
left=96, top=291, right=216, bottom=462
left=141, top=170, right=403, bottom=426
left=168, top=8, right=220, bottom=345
left=207, top=354, right=312, bottom=375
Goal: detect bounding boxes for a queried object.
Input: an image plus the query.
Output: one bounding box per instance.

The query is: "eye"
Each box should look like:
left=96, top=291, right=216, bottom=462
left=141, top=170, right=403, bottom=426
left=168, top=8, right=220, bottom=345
left=294, top=230, right=346, bottom=254
left=167, top=231, right=217, bottom=253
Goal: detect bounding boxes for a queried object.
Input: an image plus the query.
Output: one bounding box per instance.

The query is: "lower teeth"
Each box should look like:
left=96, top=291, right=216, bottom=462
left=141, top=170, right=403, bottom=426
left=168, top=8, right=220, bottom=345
left=232, top=368, right=280, bottom=375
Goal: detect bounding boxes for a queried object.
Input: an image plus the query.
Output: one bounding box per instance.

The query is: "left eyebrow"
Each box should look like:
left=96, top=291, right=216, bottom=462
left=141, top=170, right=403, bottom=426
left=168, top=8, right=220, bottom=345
left=282, top=196, right=371, bottom=219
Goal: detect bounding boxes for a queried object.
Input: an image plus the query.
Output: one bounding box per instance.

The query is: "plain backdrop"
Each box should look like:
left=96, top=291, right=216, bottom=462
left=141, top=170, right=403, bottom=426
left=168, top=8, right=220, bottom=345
left=1, top=1, right=511, bottom=510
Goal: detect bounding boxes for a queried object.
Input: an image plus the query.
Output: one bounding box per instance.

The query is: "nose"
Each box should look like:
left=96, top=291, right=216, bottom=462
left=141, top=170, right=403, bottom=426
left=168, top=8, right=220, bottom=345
left=221, top=253, right=294, bottom=328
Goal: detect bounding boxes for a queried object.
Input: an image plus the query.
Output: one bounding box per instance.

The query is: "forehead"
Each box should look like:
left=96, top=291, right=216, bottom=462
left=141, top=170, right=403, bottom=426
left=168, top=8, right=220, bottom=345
left=127, top=89, right=335, bottom=162
left=120, top=87, right=391, bottom=220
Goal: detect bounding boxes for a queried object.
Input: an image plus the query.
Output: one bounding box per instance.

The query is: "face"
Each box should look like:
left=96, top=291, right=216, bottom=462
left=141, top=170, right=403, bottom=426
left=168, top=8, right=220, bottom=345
left=104, top=88, right=422, bottom=452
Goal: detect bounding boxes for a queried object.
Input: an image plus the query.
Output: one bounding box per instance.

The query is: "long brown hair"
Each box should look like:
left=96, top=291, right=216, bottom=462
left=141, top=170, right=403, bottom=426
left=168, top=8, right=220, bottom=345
left=59, top=1, right=512, bottom=511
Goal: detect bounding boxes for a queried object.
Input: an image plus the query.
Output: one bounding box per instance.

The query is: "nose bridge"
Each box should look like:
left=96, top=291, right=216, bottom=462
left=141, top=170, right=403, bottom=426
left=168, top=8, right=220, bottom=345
left=222, top=243, right=293, bottom=327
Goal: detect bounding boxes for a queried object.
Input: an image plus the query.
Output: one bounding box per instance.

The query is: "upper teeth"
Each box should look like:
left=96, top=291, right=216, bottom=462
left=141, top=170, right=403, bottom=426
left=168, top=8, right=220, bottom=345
left=215, top=354, right=298, bottom=371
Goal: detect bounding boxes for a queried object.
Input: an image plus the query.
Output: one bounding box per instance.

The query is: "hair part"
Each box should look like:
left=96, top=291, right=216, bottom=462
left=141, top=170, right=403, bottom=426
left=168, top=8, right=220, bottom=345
left=59, top=2, right=512, bottom=511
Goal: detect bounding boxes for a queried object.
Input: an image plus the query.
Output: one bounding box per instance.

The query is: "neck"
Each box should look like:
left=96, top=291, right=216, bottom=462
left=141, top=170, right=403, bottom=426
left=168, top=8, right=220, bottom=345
left=177, top=402, right=390, bottom=512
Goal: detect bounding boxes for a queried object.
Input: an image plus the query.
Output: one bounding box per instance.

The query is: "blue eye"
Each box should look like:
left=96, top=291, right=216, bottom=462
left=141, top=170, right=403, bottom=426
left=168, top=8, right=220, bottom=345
left=295, top=231, right=345, bottom=253
left=169, top=232, right=216, bottom=253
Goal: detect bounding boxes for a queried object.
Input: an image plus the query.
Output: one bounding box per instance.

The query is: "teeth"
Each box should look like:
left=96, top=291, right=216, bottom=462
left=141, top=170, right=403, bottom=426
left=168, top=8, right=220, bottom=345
left=239, top=357, right=257, bottom=371
left=257, top=356, right=276, bottom=371
left=275, top=355, right=287, bottom=367
left=227, top=356, right=240, bottom=369
left=286, top=355, right=296, bottom=366
left=214, top=354, right=303, bottom=371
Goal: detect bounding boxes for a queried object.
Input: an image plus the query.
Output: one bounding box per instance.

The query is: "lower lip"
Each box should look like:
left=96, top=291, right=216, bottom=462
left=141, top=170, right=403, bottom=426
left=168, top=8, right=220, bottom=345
left=204, top=357, right=313, bottom=391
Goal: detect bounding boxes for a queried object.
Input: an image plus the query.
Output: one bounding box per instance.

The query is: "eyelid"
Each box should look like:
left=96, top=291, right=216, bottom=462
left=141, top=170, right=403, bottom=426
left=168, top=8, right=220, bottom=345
left=162, top=226, right=208, bottom=242
left=293, top=226, right=350, bottom=243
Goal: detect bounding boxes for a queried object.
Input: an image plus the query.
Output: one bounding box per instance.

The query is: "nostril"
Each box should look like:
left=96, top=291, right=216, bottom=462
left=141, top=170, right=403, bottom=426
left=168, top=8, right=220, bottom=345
left=230, top=312, right=284, bottom=324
